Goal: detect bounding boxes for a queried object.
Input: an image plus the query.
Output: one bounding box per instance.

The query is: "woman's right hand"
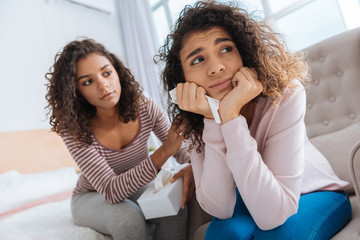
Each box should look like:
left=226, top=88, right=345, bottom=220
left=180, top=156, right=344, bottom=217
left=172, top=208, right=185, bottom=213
left=219, top=67, right=263, bottom=123
left=176, top=82, right=214, bottom=119
left=151, top=122, right=185, bottom=170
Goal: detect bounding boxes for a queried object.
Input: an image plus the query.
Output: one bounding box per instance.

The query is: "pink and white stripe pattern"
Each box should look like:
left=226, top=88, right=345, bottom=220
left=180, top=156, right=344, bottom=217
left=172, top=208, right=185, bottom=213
left=62, top=97, right=189, bottom=203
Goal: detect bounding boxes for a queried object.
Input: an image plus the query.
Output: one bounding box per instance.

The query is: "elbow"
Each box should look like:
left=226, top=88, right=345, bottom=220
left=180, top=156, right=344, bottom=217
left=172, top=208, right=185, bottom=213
left=214, top=208, right=234, bottom=220
left=104, top=194, right=126, bottom=204
left=103, top=189, right=126, bottom=204
left=104, top=194, right=118, bottom=204
left=257, top=217, right=289, bottom=231
left=196, top=189, right=236, bottom=219
left=256, top=199, right=299, bottom=231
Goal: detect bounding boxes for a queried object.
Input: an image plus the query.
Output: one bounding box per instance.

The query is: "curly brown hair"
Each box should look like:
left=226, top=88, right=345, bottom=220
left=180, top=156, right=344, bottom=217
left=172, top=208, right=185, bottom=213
left=45, top=38, right=143, bottom=144
left=155, top=0, right=309, bottom=151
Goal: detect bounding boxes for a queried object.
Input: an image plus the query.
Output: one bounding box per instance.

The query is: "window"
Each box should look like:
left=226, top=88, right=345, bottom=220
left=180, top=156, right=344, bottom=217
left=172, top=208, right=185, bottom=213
left=149, top=0, right=360, bottom=51
left=264, top=0, right=360, bottom=50
left=149, top=0, right=197, bottom=46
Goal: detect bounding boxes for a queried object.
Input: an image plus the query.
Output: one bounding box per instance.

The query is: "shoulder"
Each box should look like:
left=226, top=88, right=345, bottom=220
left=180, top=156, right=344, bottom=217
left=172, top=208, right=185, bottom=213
left=142, top=96, right=166, bottom=115
left=282, top=79, right=306, bottom=103
left=267, top=79, right=306, bottom=112
left=275, top=79, right=306, bottom=121
left=142, top=96, right=155, bottom=110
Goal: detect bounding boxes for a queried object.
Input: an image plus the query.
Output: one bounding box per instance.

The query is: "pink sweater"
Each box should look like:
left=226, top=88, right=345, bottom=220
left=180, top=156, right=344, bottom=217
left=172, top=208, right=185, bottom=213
left=62, top=97, right=189, bottom=203
left=187, top=82, right=349, bottom=230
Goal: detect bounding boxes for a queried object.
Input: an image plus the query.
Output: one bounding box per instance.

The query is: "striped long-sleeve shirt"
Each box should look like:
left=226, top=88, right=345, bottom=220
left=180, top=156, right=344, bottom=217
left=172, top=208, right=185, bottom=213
left=62, top=97, right=190, bottom=203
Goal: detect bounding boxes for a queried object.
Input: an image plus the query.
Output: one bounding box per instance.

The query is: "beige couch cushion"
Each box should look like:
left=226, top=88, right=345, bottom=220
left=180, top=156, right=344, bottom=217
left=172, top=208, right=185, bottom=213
left=304, top=28, right=360, bottom=139
left=309, top=122, right=360, bottom=193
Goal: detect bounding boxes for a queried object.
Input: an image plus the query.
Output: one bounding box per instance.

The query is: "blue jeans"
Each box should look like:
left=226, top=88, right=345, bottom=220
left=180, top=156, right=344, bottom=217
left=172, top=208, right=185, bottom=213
left=205, top=190, right=351, bottom=240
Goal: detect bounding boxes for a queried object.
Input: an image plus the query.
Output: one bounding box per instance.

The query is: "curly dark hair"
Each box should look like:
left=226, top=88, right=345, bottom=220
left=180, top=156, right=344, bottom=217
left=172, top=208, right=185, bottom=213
left=155, top=0, right=309, bottom=151
left=45, top=38, right=143, bottom=144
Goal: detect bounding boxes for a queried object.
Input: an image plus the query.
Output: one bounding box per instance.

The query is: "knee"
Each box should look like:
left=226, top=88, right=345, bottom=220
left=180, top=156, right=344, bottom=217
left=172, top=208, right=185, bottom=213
left=206, top=217, right=255, bottom=240
left=109, top=202, right=147, bottom=240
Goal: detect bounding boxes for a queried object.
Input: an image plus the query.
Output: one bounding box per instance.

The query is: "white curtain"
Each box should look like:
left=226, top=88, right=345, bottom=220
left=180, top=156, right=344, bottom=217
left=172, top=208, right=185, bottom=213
left=117, top=0, right=170, bottom=150
left=116, top=0, right=164, bottom=107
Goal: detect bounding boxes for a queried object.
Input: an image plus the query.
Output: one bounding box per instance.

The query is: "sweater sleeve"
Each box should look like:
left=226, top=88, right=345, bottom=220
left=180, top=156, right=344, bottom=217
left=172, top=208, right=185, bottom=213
left=222, top=86, right=306, bottom=230
left=190, top=120, right=237, bottom=218
left=61, top=134, right=158, bottom=203
left=194, top=85, right=306, bottom=230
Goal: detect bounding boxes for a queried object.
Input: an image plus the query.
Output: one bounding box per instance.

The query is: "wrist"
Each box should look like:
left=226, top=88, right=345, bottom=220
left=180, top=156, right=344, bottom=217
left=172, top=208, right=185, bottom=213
left=220, top=113, right=239, bottom=124
left=151, top=145, right=171, bottom=169
left=204, top=113, right=214, bottom=119
left=219, top=108, right=240, bottom=124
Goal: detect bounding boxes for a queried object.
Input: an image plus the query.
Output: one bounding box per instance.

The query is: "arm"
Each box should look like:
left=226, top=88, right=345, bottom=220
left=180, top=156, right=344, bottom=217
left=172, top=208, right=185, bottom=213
left=145, top=98, right=194, bottom=207
left=62, top=134, right=158, bottom=203
left=189, top=120, right=237, bottom=218
left=192, top=85, right=306, bottom=230
left=222, top=86, right=306, bottom=230
left=146, top=98, right=190, bottom=164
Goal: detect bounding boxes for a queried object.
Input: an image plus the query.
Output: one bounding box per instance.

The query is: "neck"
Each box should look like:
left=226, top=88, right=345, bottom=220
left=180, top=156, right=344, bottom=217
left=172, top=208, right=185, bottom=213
left=92, top=108, right=120, bottom=128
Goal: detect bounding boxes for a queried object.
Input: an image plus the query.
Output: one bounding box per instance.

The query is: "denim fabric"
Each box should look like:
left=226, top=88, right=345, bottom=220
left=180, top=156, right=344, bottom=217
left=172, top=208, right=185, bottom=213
left=205, top=190, right=351, bottom=240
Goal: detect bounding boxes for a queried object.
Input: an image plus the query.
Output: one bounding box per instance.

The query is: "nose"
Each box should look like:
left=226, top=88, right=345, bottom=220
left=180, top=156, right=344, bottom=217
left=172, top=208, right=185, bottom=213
left=97, top=77, right=110, bottom=91
left=208, top=58, right=225, bottom=76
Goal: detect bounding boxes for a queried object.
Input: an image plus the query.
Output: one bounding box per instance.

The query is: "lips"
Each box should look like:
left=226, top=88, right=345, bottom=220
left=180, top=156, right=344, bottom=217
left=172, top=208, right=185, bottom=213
left=209, top=78, right=232, bottom=90
left=100, top=91, right=115, bottom=100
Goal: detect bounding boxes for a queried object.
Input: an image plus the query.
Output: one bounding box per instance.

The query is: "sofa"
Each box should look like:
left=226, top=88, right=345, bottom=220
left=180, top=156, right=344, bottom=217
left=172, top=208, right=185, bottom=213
left=188, top=27, right=360, bottom=240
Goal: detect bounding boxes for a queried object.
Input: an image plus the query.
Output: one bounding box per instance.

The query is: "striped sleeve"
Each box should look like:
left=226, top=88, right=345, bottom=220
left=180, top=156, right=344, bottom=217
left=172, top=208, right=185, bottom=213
left=146, top=98, right=190, bottom=164
left=61, top=134, right=158, bottom=203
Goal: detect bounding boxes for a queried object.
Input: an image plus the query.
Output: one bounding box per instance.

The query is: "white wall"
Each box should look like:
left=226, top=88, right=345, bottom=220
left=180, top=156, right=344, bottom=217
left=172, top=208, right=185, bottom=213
left=0, top=0, right=125, bottom=132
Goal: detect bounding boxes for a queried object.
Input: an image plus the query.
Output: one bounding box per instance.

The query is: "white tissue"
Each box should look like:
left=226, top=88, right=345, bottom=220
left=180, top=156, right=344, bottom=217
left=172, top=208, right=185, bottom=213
left=205, top=96, right=221, bottom=123
left=169, top=88, right=178, bottom=104
left=169, top=88, right=221, bottom=123
left=153, top=163, right=189, bottom=193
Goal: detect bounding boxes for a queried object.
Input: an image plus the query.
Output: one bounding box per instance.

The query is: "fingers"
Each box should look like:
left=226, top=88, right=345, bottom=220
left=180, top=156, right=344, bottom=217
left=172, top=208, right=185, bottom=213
left=176, top=83, right=184, bottom=109
left=233, top=67, right=263, bottom=94
left=170, top=169, right=184, bottom=183
left=239, top=67, right=254, bottom=82
left=170, top=165, right=195, bottom=209
left=188, top=82, right=198, bottom=104
left=169, top=169, right=186, bottom=207
left=242, top=67, right=263, bottom=94
left=196, top=86, right=207, bottom=101
left=175, top=82, right=211, bottom=117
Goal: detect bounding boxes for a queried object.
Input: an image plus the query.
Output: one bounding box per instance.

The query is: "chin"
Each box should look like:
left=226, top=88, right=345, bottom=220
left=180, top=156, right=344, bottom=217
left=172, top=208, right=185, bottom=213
left=212, top=90, right=230, bottom=100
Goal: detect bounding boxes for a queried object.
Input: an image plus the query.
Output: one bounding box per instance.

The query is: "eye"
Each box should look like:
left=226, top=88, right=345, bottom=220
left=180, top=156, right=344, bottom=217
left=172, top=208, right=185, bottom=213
left=104, top=71, right=112, bottom=77
left=82, top=79, right=92, bottom=86
left=191, top=57, right=204, bottom=65
left=221, top=46, right=232, bottom=53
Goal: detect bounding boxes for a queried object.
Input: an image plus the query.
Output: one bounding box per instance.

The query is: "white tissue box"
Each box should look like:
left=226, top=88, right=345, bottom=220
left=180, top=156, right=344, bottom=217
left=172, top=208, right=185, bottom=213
left=137, top=178, right=183, bottom=219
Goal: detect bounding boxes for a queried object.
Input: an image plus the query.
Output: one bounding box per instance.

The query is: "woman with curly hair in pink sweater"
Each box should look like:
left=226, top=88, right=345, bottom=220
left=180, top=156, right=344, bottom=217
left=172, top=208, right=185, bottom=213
left=156, top=1, right=351, bottom=239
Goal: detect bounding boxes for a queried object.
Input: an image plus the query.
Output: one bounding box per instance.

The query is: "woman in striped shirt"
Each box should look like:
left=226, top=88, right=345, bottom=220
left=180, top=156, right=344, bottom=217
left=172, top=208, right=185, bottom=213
left=45, top=38, right=192, bottom=240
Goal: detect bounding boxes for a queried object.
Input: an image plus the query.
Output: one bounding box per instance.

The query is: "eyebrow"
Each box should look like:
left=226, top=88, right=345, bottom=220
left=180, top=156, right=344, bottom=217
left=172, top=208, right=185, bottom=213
left=184, top=37, right=233, bottom=60
left=77, top=64, right=110, bottom=81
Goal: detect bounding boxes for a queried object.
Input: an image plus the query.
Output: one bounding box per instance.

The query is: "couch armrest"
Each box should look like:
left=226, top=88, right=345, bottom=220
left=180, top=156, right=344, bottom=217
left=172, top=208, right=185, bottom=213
left=349, top=140, right=360, bottom=209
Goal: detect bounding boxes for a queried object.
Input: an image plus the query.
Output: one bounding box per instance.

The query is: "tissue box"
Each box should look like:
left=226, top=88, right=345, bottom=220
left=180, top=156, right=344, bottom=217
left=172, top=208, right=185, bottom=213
left=137, top=178, right=183, bottom=219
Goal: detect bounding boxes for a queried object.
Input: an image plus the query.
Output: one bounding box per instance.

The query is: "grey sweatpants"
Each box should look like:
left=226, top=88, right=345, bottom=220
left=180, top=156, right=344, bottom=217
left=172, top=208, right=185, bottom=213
left=71, top=187, right=188, bottom=240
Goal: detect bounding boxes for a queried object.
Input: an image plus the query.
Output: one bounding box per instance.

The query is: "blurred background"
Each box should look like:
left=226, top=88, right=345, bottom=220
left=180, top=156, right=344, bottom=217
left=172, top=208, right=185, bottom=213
left=1, top=0, right=359, bottom=133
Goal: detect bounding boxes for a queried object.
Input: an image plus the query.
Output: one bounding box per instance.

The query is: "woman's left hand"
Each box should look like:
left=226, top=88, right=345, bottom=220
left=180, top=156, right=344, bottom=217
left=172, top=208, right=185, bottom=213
left=170, top=164, right=195, bottom=209
left=219, top=67, right=263, bottom=123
